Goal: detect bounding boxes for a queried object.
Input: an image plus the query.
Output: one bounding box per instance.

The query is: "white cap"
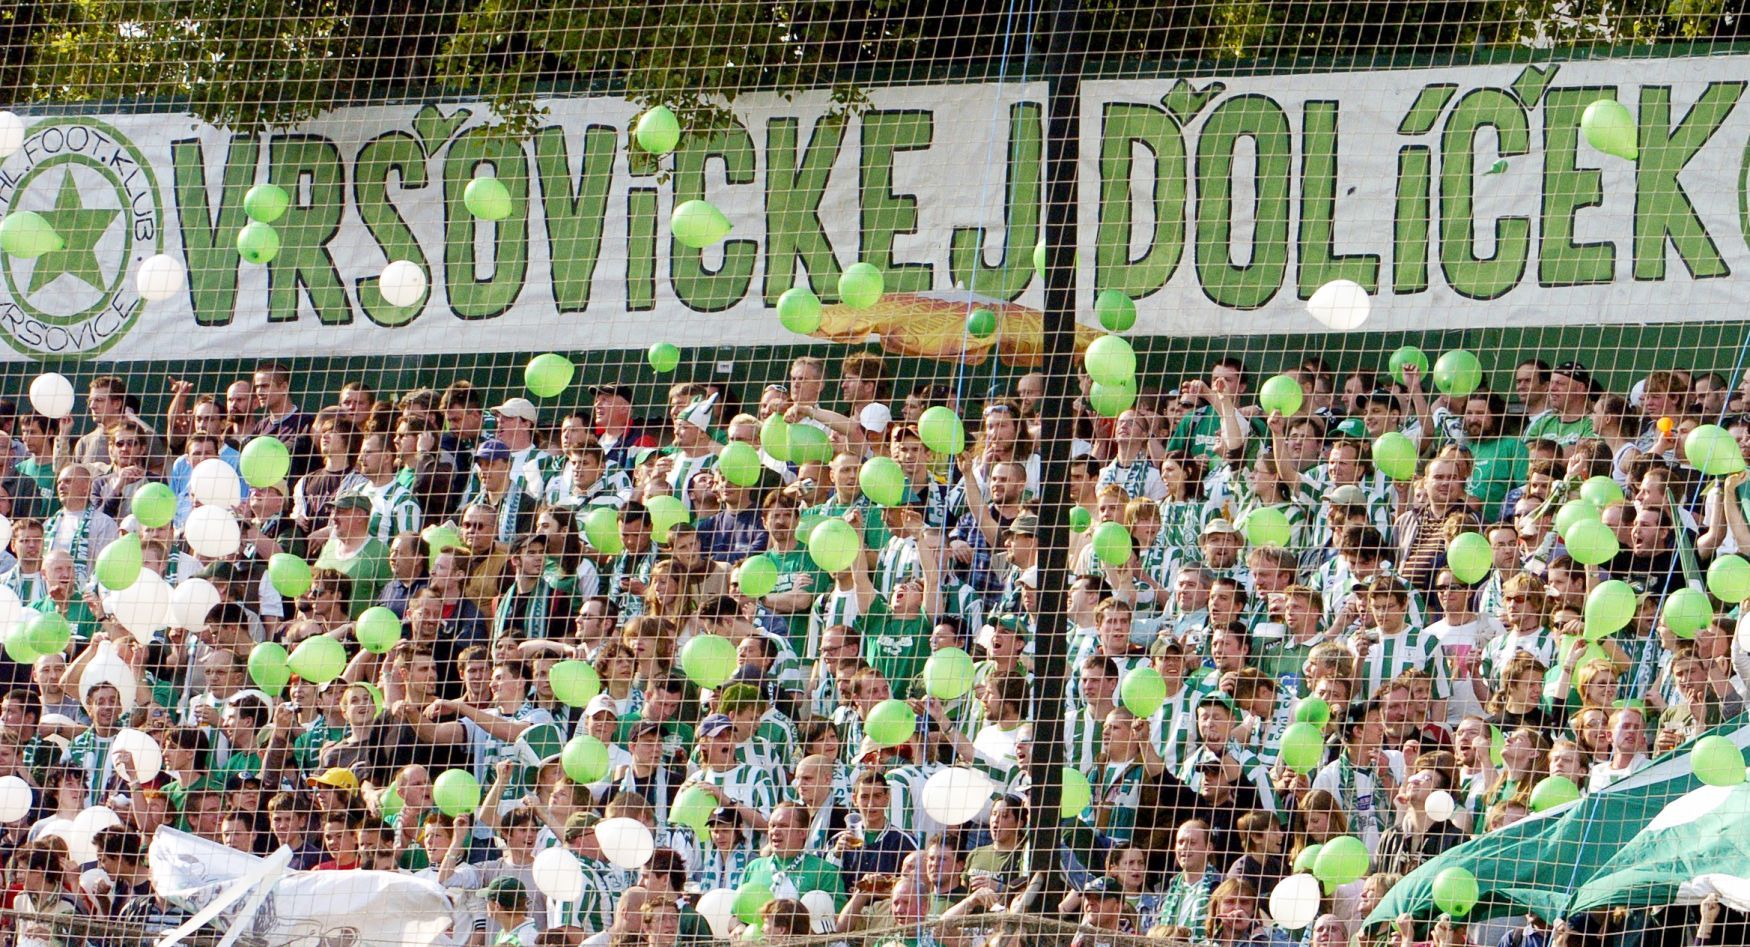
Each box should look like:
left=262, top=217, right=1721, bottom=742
left=585, top=694, right=619, bottom=717
left=859, top=402, right=893, bottom=433
left=493, top=397, right=539, bottom=423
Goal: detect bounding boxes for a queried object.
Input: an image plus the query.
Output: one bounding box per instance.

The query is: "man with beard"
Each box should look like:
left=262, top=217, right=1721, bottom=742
left=1447, top=392, right=1528, bottom=514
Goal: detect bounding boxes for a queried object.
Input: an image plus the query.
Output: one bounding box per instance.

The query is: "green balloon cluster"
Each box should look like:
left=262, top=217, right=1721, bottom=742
left=839, top=262, right=884, bottom=309
left=1685, top=424, right=1746, bottom=476
left=249, top=642, right=291, bottom=696
left=670, top=200, right=732, bottom=249
left=0, top=212, right=61, bottom=259
left=1709, top=555, right=1750, bottom=602
left=1445, top=532, right=1491, bottom=584
left=525, top=353, right=575, bottom=398
left=1555, top=499, right=1601, bottom=538
left=1293, top=844, right=1323, bottom=874
left=860, top=456, right=907, bottom=507
left=1387, top=345, right=1429, bottom=385
left=237, top=222, right=280, bottom=265
left=131, top=482, right=176, bottom=529
left=1529, top=774, right=1580, bottom=812
left=1584, top=580, right=1636, bottom=639
left=550, top=660, right=602, bottom=707
left=1093, top=290, right=1136, bottom=332
left=1563, top=518, right=1619, bottom=567
left=433, top=769, right=481, bottom=816
left=562, top=734, right=610, bottom=783
left=240, top=436, right=290, bottom=488
left=13, top=612, right=68, bottom=662
left=808, top=518, right=861, bottom=574
left=635, top=106, right=681, bottom=155
left=463, top=177, right=513, bottom=221
left=244, top=183, right=290, bottom=223
left=777, top=287, right=822, bottom=334
left=1119, top=666, right=1166, bottom=716
left=1372, top=432, right=1418, bottom=481
left=95, top=534, right=142, bottom=592
left=923, top=647, right=976, bottom=700
left=1692, top=735, right=1746, bottom=787
left=865, top=699, right=916, bottom=747
left=1432, top=350, right=1483, bottom=397
left=718, top=441, right=763, bottom=487
left=1579, top=475, right=1625, bottom=508
left=737, top=555, right=778, bottom=598
left=1084, top=335, right=1136, bottom=388
left=1240, top=507, right=1291, bottom=548
left=356, top=607, right=403, bottom=654
left=1581, top=99, right=1638, bottom=160
left=1258, top=375, right=1304, bottom=416
left=1091, top=521, right=1132, bottom=566
left=680, top=633, right=737, bottom=688
left=288, top=635, right=346, bottom=684
left=918, top=406, right=965, bottom=455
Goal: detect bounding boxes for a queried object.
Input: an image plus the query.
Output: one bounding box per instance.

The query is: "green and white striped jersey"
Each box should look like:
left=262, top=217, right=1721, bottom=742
left=1097, top=457, right=1168, bottom=502
left=1351, top=623, right=1451, bottom=699
left=545, top=853, right=621, bottom=932
left=687, top=763, right=781, bottom=820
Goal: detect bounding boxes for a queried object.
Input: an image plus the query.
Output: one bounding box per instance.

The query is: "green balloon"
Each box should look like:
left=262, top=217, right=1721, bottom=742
left=737, top=555, right=779, bottom=599
left=1086, top=521, right=1128, bottom=567
left=1529, top=774, right=1581, bottom=812
left=1491, top=725, right=1506, bottom=767
left=860, top=456, right=907, bottom=507
left=23, top=611, right=69, bottom=657
left=240, top=436, right=290, bottom=488
left=808, top=518, right=861, bottom=574
left=1084, top=334, right=1136, bottom=387
left=923, top=647, right=976, bottom=701
left=1258, top=374, right=1304, bottom=415
left=1293, top=843, right=1324, bottom=874
left=1060, top=767, right=1091, bottom=818
left=0, top=212, right=61, bottom=259
left=433, top=769, right=481, bottom=817
left=1579, top=475, right=1625, bottom=508
left=635, top=105, right=681, bottom=155
left=243, top=183, right=290, bottom=223
left=3, top=630, right=38, bottom=665
left=1563, top=518, right=1620, bottom=567
left=422, top=524, right=465, bottom=568
left=248, top=642, right=291, bottom=696
left=287, top=635, right=346, bottom=684
left=1372, top=432, right=1418, bottom=481
left=1069, top=506, right=1092, bottom=532
left=966, top=308, right=997, bottom=340
left=671, top=785, right=716, bottom=835
left=236, top=222, right=280, bottom=264
left=1280, top=722, right=1325, bottom=775
left=918, top=407, right=966, bottom=455
left=1446, top=532, right=1491, bottom=584
left=680, top=633, right=737, bottom=688
left=1033, top=240, right=1046, bottom=278
left=717, top=441, right=763, bottom=487
left=584, top=507, right=624, bottom=555
left=380, top=782, right=405, bottom=821
left=777, top=287, right=822, bottom=334
left=1312, top=835, right=1368, bottom=886
left=647, top=342, right=681, bottom=374
left=786, top=424, right=832, bottom=465
left=1432, top=866, right=1480, bottom=917
left=549, top=660, right=602, bottom=708
left=131, top=482, right=176, bottom=529
left=525, top=353, right=575, bottom=398
left=1088, top=381, right=1137, bottom=418
left=1584, top=580, right=1637, bottom=640
left=1581, top=98, right=1638, bottom=160
left=1094, top=290, right=1137, bottom=332
left=1663, top=587, right=1714, bottom=639
left=463, top=177, right=513, bottom=221
left=759, top=414, right=792, bottom=462
left=1387, top=345, right=1430, bottom=385
left=1709, top=555, right=1750, bottom=602
left=95, top=534, right=143, bottom=592
left=561, top=734, right=610, bottom=784
left=1240, top=507, right=1291, bottom=548
left=356, top=607, right=403, bottom=654
left=1293, top=698, right=1331, bottom=726
left=733, top=884, right=774, bottom=925
left=865, top=699, right=916, bottom=747
left=670, top=200, right=732, bottom=249
left=1555, top=499, right=1601, bottom=538
left=1432, top=350, right=1483, bottom=397
left=1692, top=735, right=1746, bottom=787
left=1686, top=424, right=1746, bottom=476
left=839, top=262, right=884, bottom=309
left=1119, top=666, right=1166, bottom=717
left=646, top=494, right=689, bottom=544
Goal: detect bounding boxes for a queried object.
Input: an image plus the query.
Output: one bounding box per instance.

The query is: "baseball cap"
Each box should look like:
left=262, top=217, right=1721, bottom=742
left=707, top=806, right=741, bottom=826
left=1083, top=877, right=1124, bottom=899
left=1553, top=361, right=1593, bottom=387
left=698, top=713, right=735, bottom=738
left=857, top=737, right=916, bottom=763
left=227, top=771, right=264, bottom=791
left=1197, top=691, right=1238, bottom=715
left=492, top=398, right=539, bottom=423
left=1361, top=388, right=1398, bottom=408
left=592, top=384, right=633, bottom=401
left=1017, top=566, right=1039, bottom=589
left=331, top=492, right=372, bottom=513
left=478, top=877, right=529, bottom=909
left=563, top=811, right=602, bottom=839
left=1324, top=484, right=1369, bottom=508
left=859, top=402, right=893, bottom=433
left=629, top=720, right=663, bottom=739
left=474, top=438, right=512, bottom=464
left=1202, top=518, right=1240, bottom=536
left=306, top=767, right=360, bottom=790
left=584, top=694, right=619, bottom=718
left=1333, top=417, right=1368, bottom=439
left=1006, top=513, right=1039, bottom=536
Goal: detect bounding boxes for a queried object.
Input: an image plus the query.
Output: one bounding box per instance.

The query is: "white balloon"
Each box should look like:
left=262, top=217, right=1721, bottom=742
left=0, top=112, right=23, bottom=159
left=28, top=373, right=75, bottom=420
left=0, top=516, right=13, bottom=556
left=1269, top=873, right=1322, bottom=931
left=137, top=254, right=187, bottom=303
left=110, top=728, right=163, bottom=782
left=189, top=458, right=242, bottom=508
left=110, top=569, right=171, bottom=640
left=1425, top=788, right=1456, bottom=823
left=379, top=260, right=428, bottom=307
left=594, top=816, right=654, bottom=869
left=920, top=766, right=995, bottom=826
left=694, top=888, right=737, bottom=939
left=0, top=586, right=22, bottom=643
left=79, top=648, right=137, bottom=713
left=1306, top=279, right=1372, bottom=331
left=800, top=890, right=837, bottom=934
left=169, top=577, right=222, bottom=630
left=58, top=806, right=122, bottom=864
left=0, top=775, right=31, bottom=823
left=184, top=505, right=240, bottom=558
left=530, top=846, right=584, bottom=901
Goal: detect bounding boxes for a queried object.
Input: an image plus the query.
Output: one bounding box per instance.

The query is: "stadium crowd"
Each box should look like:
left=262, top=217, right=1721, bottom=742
left=0, top=351, right=1743, bottom=947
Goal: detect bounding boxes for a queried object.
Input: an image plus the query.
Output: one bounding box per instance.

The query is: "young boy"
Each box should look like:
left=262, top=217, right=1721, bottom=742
left=480, top=877, right=539, bottom=947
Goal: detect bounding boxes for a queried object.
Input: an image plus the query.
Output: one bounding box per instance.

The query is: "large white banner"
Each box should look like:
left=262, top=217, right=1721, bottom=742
left=2, top=54, right=1747, bottom=361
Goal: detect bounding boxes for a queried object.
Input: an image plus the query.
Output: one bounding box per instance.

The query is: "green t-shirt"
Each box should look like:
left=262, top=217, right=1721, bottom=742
left=855, top=599, right=932, bottom=699
left=741, top=853, right=846, bottom=910
left=1252, top=633, right=1322, bottom=696
left=15, top=459, right=54, bottom=508
left=1523, top=412, right=1594, bottom=447
left=316, top=536, right=391, bottom=618
left=1468, top=436, right=1530, bottom=509
left=763, top=547, right=828, bottom=650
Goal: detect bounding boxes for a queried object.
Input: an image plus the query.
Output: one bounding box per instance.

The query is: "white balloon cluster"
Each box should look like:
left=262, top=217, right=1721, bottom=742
left=107, top=569, right=171, bottom=643
left=185, top=461, right=243, bottom=559
left=54, top=806, right=121, bottom=865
